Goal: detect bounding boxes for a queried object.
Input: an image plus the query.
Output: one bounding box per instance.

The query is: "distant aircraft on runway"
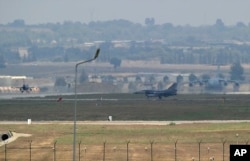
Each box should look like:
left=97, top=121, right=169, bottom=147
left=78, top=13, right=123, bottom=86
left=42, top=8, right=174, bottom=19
left=189, top=77, right=239, bottom=91
left=19, top=84, right=34, bottom=93
left=189, top=64, right=240, bottom=92
left=134, top=82, right=177, bottom=99
left=12, top=79, right=37, bottom=93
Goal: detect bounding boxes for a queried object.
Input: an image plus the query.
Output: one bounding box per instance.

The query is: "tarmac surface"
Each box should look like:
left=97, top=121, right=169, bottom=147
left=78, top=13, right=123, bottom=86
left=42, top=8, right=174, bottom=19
left=1, top=120, right=250, bottom=125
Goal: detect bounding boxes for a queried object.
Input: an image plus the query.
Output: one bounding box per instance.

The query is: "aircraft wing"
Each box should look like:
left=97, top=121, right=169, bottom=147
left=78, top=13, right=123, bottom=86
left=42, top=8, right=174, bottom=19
left=11, top=86, right=34, bottom=89
left=189, top=80, right=204, bottom=86
left=134, top=89, right=154, bottom=94
left=11, top=86, right=21, bottom=89
left=227, top=80, right=240, bottom=86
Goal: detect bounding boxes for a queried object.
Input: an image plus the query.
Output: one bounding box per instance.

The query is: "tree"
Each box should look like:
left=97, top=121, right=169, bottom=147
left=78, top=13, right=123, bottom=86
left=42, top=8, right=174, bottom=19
left=145, top=18, right=155, bottom=26
left=123, top=77, right=128, bottom=83
left=9, top=19, right=25, bottom=27
left=218, top=73, right=225, bottom=79
left=54, top=77, right=67, bottom=86
left=189, top=73, right=198, bottom=82
left=110, top=57, right=121, bottom=69
left=230, top=62, right=244, bottom=80
left=176, top=75, right=183, bottom=83
left=148, top=75, right=156, bottom=84
left=135, top=75, right=142, bottom=83
left=163, top=76, right=169, bottom=83
left=201, top=74, right=210, bottom=80
left=236, top=21, right=246, bottom=28
left=214, top=19, right=225, bottom=30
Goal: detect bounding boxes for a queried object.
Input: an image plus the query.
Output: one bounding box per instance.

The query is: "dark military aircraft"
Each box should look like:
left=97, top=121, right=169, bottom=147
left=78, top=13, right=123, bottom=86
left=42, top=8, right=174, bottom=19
left=135, top=82, right=178, bottom=99
left=12, top=79, right=36, bottom=93
left=19, top=84, right=34, bottom=93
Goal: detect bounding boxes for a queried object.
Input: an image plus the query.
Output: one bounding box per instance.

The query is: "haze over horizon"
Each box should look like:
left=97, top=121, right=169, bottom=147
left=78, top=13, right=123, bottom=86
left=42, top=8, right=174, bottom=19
left=1, top=0, right=250, bottom=26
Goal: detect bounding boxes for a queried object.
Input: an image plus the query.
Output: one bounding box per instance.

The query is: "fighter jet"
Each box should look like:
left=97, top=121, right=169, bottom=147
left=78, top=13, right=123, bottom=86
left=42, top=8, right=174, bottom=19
left=18, top=84, right=34, bottom=93
left=12, top=79, right=36, bottom=93
left=135, top=82, right=178, bottom=99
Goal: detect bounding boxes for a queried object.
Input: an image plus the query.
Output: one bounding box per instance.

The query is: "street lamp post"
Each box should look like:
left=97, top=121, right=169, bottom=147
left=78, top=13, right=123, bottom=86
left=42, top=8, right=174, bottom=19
left=73, top=48, right=100, bottom=161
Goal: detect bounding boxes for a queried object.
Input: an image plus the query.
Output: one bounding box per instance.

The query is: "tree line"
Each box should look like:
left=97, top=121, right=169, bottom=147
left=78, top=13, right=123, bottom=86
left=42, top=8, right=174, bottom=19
left=1, top=19, right=250, bottom=66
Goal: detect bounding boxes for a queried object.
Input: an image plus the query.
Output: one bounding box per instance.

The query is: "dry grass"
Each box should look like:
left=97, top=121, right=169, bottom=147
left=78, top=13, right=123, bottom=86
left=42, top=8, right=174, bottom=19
left=1, top=94, right=250, bottom=160
left=1, top=122, right=250, bottom=161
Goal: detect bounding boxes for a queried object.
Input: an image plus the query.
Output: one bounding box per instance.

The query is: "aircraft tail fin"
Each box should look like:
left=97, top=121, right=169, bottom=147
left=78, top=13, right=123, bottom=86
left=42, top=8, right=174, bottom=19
left=167, top=82, right=178, bottom=91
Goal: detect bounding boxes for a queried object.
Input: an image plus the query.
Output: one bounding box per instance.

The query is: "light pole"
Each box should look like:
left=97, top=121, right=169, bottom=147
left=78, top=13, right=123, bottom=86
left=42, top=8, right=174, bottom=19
left=73, top=48, right=100, bottom=161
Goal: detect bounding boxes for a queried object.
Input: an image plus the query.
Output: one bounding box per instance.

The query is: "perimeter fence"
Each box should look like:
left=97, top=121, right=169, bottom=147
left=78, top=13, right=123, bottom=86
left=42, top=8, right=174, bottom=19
left=0, top=140, right=245, bottom=161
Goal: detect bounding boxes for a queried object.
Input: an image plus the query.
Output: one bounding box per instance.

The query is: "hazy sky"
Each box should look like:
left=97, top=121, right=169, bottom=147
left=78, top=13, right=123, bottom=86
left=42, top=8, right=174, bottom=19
left=1, top=0, right=250, bottom=26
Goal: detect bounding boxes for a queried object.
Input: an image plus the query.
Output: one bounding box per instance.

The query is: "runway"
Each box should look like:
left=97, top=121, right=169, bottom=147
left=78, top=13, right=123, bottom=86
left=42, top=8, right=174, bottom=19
left=0, top=92, right=245, bottom=102
left=0, top=92, right=72, bottom=99
left=1, top=120, right=250, bottom=125
left=0, top=92, right=121, bottom=101
left=1, top=92, right=250, bottom=121
left=1, top=90, right=250, bottom=102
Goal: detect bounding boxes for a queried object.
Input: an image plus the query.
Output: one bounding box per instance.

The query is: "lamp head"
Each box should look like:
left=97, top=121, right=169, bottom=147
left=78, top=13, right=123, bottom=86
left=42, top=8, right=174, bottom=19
left=94, top=48, right=100, bottom=59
